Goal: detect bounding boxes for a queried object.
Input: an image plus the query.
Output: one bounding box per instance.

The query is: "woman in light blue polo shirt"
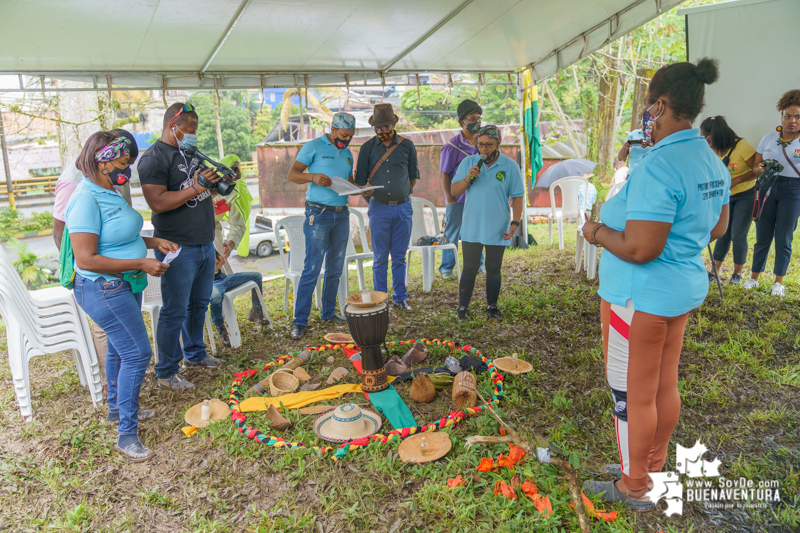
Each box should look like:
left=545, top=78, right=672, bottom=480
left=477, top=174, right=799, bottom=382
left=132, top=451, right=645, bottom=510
left=66, top=131, right=179, bottom=462
left=451, top=125, right=524, bottom=322
left=580, top=59, right=730, bottom=509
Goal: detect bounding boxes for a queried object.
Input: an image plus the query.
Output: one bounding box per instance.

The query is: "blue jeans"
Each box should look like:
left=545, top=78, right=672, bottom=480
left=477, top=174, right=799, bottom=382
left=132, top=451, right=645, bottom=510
left=293, top=204, right=349, bottom=327
left=210, top=271, right=263, bottom=329
left=752, top=177, right=800, bottom=276
left=440, top=202, right=483, bottom=274
left=712, top=187, right=755, bottom=265
left=73, top=274, right=151, bottom=437
left=369, top=200, right=413, bottom=302
left=154, top=242, right=215, bottom=378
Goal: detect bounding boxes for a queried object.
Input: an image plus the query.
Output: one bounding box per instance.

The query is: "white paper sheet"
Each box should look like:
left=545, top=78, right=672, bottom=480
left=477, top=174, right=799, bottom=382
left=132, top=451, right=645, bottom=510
left=162, top=246, right=182, bottom=265
left=328, top=176, right=383, bottom=196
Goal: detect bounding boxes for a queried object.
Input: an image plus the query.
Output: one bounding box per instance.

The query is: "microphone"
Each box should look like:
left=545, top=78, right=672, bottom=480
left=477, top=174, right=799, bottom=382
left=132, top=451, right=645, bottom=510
left=471, top=153, right=488, bottom=184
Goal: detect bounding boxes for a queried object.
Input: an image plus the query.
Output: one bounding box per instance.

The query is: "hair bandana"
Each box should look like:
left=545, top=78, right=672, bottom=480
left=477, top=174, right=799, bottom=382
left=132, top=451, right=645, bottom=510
left=332, top=112, right=356, bottom=130
left=94, top=137, right=131, bottom=162
left=475, top=125, right=501, bottom=143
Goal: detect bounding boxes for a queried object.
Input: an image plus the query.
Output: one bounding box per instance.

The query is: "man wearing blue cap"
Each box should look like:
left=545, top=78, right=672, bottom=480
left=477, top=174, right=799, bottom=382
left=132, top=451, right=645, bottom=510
left=287, top=112, right=357, bottom=340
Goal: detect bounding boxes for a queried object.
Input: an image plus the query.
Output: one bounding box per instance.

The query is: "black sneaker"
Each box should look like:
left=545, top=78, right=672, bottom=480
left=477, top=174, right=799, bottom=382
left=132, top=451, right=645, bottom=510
left=322, top=315, right=347, bottom=324
left=216, top=326, right=231, bottom=347
left=486, top=305, right=503, bottom=321
left=457, top=306, right=469, bottom=322
left=729, top=272, right=743, bottom=285
left=247, top=306, right=269, bottom=325
left=708, top=271, right=718, bottom=283
left=183, top=354, right=224, bottom=368
left=290, top=324, right=306, bottom=340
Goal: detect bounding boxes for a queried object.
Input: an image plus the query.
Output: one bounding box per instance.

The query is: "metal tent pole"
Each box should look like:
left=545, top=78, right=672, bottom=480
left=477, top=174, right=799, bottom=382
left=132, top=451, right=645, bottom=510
left=516, top=84, right=529, bottom=249
left=0, top=110, right=15, bottom=210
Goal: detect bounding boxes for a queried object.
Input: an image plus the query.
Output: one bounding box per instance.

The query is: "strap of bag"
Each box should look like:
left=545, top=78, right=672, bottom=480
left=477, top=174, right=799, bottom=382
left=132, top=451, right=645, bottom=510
left=721, top=138, right=741, bottom=166
left=446, top=140, right=470, bottom=157
left=780, top=143, right=800, bottom=178
left=367, top=136, right=406, bottom=185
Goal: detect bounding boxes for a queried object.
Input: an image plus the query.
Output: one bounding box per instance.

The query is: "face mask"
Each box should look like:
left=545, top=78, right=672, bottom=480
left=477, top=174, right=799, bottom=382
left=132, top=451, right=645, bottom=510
left=641, top=102, right=663, bottom=145
left=465, top=121, right=481, bottom=133
left=376, top=130, right=393, bottom=142
left=333, top=136, right=351, bottom=149
left=107, top=165, right=132, bottom=186
left=174, top=126, right=197, bottom=150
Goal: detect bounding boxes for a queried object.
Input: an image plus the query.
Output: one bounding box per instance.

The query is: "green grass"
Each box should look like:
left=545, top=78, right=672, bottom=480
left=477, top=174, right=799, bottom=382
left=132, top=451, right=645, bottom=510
left=0, top=220, right=797, bottom=531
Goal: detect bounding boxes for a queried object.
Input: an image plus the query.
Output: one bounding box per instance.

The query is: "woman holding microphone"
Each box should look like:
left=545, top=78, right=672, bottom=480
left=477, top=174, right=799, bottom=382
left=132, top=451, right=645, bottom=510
left=450, top=125, right=524, bottom=322
left=580, top=59, right=729, bottom=509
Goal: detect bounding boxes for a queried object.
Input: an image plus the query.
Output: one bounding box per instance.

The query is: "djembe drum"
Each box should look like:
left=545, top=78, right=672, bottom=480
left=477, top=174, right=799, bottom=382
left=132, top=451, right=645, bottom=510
left=345, top=302, right=390, bottom=393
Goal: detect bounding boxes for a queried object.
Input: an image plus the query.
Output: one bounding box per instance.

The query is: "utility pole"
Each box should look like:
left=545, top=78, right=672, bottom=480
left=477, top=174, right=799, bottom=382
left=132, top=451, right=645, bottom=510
left=0, top=109, right=15, bottom=210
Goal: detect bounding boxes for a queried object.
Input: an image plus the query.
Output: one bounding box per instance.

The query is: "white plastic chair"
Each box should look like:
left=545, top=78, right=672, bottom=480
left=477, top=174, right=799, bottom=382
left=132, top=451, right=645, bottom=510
left=0, top=246, right=102, bottom=419
left=338, top=209, right=374, bottom=314
left=406, top=197, right=460, bottom=293
left=211, top=237, right=271, bottom=349
left=548, top=176, right=589, bottom=249
left=606, top=181, right=625, bottom=202
left=613, top=166, right=629, bottom=185
left=276, top=216, right=323, bottom=314
left=574, top=182, right=625, bottom=280
left=140, top=251, right=216, bottom=363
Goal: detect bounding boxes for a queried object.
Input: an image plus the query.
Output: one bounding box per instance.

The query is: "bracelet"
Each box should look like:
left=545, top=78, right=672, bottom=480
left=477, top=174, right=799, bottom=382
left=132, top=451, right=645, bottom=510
left=510, top=221, right=520, bottom=227
left=191, top=184, right=201, bottom=196
left=589, top=223, right=606, bottom=246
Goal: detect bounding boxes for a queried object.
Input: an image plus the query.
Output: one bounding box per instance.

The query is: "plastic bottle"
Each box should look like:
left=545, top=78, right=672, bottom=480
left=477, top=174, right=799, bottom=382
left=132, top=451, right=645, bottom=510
left=420, top=436, right=430, bottom=456
left=201, top=400, right=211, bottom=421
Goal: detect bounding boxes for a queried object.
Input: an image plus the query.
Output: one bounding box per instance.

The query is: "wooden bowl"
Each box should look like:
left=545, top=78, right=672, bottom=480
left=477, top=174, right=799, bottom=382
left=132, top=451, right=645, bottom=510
left=345, top=291, right=388, bottom=308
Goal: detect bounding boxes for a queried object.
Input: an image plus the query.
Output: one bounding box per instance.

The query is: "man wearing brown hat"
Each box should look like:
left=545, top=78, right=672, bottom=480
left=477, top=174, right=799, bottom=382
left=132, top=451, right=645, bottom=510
left=355, top=103, right=419, bottom=311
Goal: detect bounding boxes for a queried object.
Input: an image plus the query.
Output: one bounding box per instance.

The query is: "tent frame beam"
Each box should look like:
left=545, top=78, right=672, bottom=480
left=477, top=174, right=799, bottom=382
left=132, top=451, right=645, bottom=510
left=201, top=0, right=252, bottom=73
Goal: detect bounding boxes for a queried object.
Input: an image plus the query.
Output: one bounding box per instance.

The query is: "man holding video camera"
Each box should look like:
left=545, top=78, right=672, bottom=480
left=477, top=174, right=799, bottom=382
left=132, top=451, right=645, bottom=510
left=138, top=102, right=224, bottom=390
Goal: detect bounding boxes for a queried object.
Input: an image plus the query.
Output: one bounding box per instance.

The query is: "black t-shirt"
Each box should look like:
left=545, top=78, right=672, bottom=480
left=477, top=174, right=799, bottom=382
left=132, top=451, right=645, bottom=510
left=137, top=140, right=215, bottom=246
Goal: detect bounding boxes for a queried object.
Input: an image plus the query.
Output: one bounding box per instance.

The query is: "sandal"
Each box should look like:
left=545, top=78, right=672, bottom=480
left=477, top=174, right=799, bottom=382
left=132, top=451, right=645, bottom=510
left=601, top=465, right=655, bottom=490
left=583, top=479, right=655, bottom=511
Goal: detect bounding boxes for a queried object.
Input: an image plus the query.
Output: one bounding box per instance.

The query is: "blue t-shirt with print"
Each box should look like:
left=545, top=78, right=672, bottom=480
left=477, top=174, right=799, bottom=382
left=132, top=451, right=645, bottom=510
left=453, top=153, right=525, bottom=246
left=296, top=135, right=353, bottom=207
left=65, top=178, right=147, bottom=282
left=598, top=129, right=730, bottom=317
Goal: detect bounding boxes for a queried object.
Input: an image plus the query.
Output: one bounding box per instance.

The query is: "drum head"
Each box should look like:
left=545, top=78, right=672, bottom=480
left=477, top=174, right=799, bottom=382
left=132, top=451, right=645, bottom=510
left=346, top=302, right=387, bottom=315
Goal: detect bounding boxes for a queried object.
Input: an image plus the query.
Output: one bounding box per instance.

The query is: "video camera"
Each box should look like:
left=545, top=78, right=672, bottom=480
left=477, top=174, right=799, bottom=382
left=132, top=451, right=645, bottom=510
left=756, top=159, right=784, bottom=188
left=185, top=146, right=237, bottom=196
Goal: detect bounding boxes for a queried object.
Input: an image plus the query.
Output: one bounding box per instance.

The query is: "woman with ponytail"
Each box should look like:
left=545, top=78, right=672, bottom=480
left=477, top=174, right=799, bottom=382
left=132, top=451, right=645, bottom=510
left=580, top=58, right=730, bottom=509
left=741, top=89, right=800, bottom=297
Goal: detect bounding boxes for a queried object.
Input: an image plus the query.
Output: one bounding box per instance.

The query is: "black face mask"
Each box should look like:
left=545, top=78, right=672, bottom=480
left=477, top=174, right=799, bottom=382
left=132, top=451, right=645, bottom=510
left=333, top=136, right=351, bottom=149
left=108, top=166, right=132, bottom=186
left=465, top=121, right=481, bottom=133
left=485, top=149, right=499, bottom=164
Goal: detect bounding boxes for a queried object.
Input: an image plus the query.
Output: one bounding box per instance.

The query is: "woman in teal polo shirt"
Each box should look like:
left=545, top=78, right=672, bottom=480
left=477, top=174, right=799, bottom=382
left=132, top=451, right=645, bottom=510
left=66, top=131, right=178, bottom=462
left=581, top=58, right=730, bottom=509
left=451, top=125, right=524, bottom=322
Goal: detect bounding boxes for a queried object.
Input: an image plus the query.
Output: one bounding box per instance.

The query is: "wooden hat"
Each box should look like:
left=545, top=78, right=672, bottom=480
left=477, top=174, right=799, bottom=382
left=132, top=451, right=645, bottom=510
left=185, top=399, right=229, bottom=428
left=398, top=432, right=452, bottom=463
left=492, top=353, right=533, bottom=375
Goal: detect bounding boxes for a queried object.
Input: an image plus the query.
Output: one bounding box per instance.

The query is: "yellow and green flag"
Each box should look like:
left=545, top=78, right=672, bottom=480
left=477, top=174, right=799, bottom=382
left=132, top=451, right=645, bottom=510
left=522, top=69, right=543, bottom=187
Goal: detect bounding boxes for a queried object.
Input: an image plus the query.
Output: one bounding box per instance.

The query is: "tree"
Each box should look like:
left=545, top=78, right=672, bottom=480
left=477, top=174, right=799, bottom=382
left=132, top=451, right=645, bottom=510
left=187, top=93, right=256, bottom=161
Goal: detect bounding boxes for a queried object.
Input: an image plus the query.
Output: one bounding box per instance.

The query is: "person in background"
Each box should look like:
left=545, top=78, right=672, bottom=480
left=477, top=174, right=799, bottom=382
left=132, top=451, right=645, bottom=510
left=66, top=131, right=179, bottom=461
left=287, top=112, right=356, bottom=340
left=581, top=58, right=728, bottom=509
left=209, top=154, right=268, bottom=345
left=741, top=89, right=800, bottom=297
left=438, top=99, right=484, bottom=279
left=355, top=104, right=419, bottom=311
left=614, top=128, right=652, bottom=176
left=450, top=125, right=524, bottom=322
left=53, top=129, right=138, bottom=389
left=700, top=116, right=757, bottom=285
left=138, top=102, right=224, bottom=390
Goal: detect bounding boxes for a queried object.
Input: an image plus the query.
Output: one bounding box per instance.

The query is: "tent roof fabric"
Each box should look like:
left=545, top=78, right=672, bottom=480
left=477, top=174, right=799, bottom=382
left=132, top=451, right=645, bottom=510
left=0, top=0, right=685, bottom=90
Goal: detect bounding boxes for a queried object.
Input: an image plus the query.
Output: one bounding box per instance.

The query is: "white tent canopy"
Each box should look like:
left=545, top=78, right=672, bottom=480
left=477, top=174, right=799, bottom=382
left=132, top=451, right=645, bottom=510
left=0, top=0, right=684, bottom=91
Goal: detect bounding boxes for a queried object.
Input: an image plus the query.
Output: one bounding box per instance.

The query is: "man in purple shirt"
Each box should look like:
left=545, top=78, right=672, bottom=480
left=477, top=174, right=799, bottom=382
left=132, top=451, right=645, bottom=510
left=439, top=99, right=484, bottom=278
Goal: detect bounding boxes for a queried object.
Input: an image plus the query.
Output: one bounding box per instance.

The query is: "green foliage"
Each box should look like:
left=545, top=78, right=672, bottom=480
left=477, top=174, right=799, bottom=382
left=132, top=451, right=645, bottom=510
left=7, top=237, right=51, bottom=289
left=0, top=208, right=53, bottom=239
left=187, top=93, right=256, bottom=161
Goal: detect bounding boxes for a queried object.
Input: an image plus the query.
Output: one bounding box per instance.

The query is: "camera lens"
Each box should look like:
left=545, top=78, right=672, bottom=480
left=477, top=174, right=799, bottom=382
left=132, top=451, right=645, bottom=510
left=216, top=179, right=236, bottom=196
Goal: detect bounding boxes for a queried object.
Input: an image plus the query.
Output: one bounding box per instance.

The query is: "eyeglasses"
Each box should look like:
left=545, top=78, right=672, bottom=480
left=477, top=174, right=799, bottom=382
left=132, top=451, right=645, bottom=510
left=169, top=103, right=195, bottom=126
left=477, top=142, right=498, bottom=149
left=374, top=125, right=392, bottom=132
left=464, top=116, right=481, bottom=124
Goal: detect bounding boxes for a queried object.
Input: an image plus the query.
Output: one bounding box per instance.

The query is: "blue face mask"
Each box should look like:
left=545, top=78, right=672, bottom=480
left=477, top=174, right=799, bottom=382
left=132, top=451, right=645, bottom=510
left=174, top=126, right=197, bottom=150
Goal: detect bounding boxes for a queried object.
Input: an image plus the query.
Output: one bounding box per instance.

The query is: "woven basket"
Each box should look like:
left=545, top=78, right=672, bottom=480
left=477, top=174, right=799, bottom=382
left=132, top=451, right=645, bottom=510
left=269, top=371, right=299, bottom=396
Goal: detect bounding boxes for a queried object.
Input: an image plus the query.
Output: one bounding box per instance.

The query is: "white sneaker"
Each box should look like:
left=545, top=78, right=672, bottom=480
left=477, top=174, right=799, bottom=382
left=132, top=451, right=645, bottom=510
left=741, top=279, right=759, bottom=290
left=771, top=282, right=785, bottom=297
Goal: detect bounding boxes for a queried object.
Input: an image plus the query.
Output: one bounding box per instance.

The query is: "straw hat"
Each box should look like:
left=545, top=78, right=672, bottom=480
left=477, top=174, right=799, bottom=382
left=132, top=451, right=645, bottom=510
left=313, top=403, right=382, bottom=442
left=398, top=432, right=452, bottom=463
left=185, top=399, right=229, bottom=428
left=492, top=353, right=533, bottom=375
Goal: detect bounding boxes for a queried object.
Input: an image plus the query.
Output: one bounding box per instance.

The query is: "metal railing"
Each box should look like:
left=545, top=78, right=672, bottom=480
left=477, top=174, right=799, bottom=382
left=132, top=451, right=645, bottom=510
left=0, top=175, right=59, bottom=204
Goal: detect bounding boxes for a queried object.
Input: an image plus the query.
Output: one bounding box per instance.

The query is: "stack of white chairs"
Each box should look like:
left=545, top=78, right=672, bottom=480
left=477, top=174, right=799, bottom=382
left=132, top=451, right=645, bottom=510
left=406, top=197, right=460, bottom=292
left=338, top=209, right=374, bottom=314
left=0, top=245, right=102, bottom=420
left=276, top=216, right=323, bottom=313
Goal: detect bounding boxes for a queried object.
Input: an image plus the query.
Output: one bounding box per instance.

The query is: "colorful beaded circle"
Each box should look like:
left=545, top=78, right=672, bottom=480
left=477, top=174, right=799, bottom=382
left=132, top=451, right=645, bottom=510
left=226, top=338, right=505, bottom=460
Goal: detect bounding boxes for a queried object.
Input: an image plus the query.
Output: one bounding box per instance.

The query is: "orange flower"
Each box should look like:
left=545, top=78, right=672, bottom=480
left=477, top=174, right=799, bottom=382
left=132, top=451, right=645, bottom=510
left=508, top=444, right=527, bottom=464
left=493, top=480, right=517, bottom=501
left=496, top=454, right=515, bottom=469
left=532, top=493, right=552, bottom=515
left=569, top=492, right=618, bottom=523
left=477, top=458, right=494, bottom=472
left=447, top=475, right=466, bottom=488
left=521, top=481, right=539, bottom=496
left=510, top=474, right=520, bottom=491
left=595, top=510, right=618, bottom=522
